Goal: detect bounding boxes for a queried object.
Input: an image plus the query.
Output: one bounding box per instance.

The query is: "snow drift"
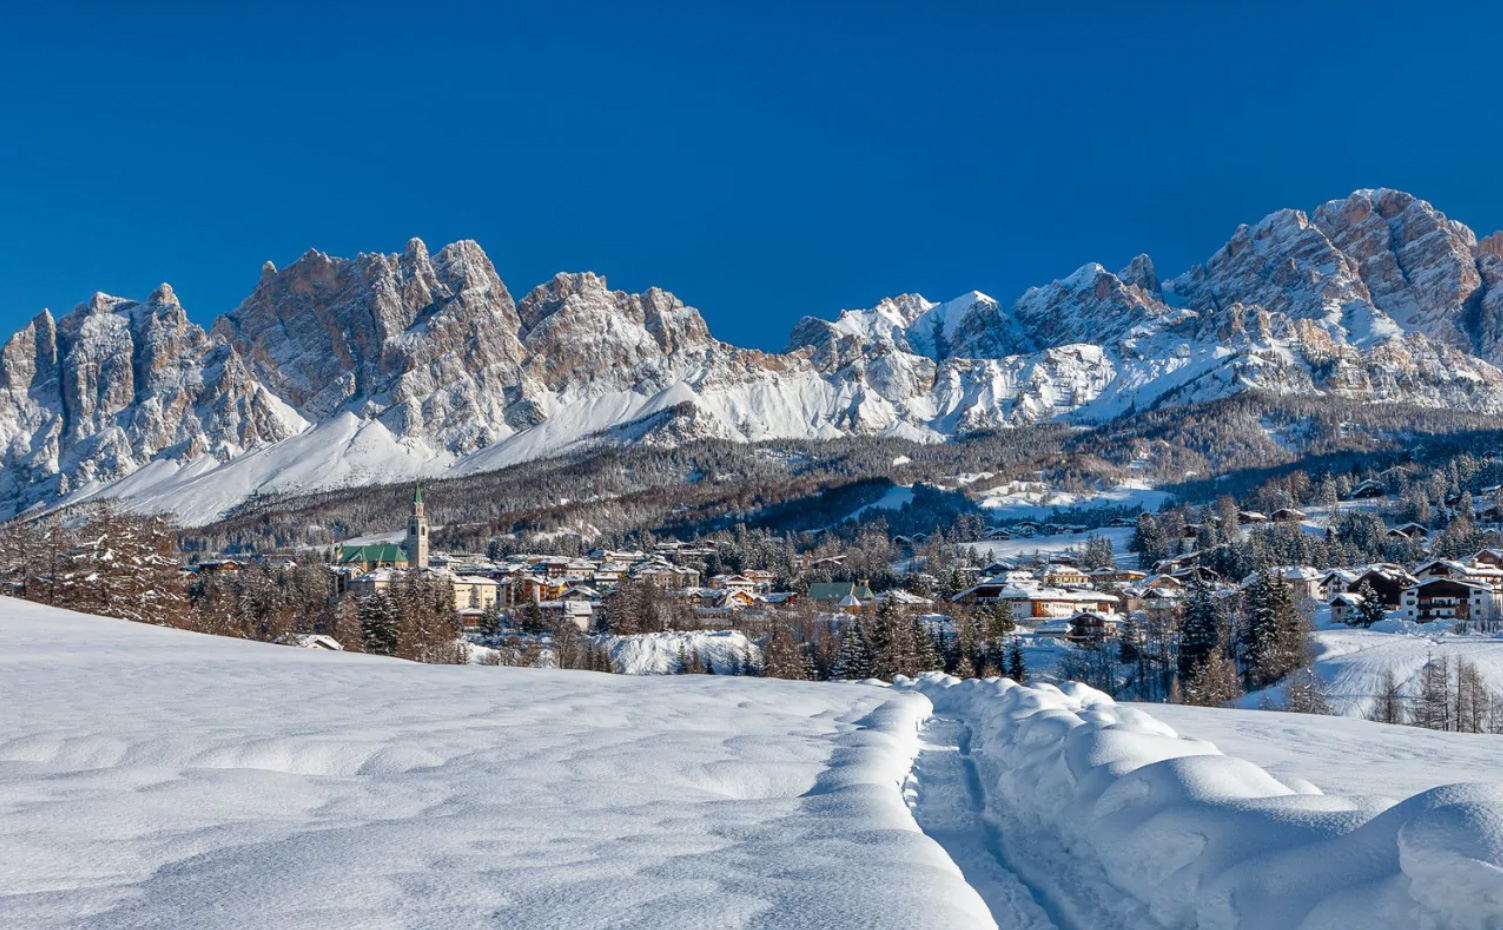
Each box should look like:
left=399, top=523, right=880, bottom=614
left=903, top=673, right=1503, bottom=930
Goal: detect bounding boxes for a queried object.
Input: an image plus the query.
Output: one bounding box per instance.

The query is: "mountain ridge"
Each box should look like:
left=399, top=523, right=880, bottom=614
left=5, top=187, right=1503, bottom=524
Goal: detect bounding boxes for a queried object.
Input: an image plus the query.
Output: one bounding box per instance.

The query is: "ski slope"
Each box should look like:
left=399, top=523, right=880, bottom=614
left=0, top=599, right=989, bottom=930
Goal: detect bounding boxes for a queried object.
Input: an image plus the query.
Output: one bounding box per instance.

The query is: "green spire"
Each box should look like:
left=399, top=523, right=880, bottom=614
left=414, top=484, right=423, bottom=504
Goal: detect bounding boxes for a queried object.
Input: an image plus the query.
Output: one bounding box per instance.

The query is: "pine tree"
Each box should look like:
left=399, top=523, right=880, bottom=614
left=913, top=617, right=943, bottom=674
left=984, top=599, right=1016, bottom=641
left=518, top=601, right=548, bottom=634
left=1178, top=575, right=1224, bottom=678
left=831, top=623, right=877, bottom=681
left=1006, top=638, right=1027, bottom=684
left=359, top=593, right=401, bottom=655
left=675, top=640, right=692, bottom=674
left=1243, top=571, right=1309, bottom=688
left=1352, top=581, right=1387, bottom=628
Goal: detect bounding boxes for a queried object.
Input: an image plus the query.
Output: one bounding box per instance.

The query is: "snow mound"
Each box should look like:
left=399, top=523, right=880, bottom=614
left=605, top=629, right=762, bottom=675
left=903, top=673, right=1503, bottom=930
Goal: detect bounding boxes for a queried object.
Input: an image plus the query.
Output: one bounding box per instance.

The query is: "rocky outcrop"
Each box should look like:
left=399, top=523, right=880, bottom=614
left=6, top=188, right=1503, bottom=522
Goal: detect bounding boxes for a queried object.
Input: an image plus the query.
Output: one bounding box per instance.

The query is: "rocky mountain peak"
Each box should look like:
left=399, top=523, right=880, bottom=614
left=1118, top=253, right=1159, bottom=296
left=7, top=189, right=1503, bottom=523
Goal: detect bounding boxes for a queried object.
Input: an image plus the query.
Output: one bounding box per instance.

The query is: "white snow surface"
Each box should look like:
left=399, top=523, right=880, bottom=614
left=902, top=672, right=1503, bottom=930
left=605, top=630, right=762, bottom=675
left=962, top=527, right=1136, bottom=563
left=1144, top=703, right=1503, bottom=800
left=1243, top=626, right=1503, bottom=718
left=976, top=481, right=1169, bottom=519
left=0, top=599, right=992, bottom=930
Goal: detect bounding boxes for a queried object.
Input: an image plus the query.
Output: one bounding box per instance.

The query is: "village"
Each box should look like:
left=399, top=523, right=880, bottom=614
left=174, top=473, right=1503, bottom=668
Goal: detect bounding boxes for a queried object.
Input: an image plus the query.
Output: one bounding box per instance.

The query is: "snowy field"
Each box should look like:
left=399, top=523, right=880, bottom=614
left=960, top=526, right=1135, bottom=565
left=6, top=599, right=1503, bottom=929
left=0, top=599, right=989, bottom=930
left=1245, top=626, right=1503, bottom=718
left=974, top=481, right=1168, bottom=520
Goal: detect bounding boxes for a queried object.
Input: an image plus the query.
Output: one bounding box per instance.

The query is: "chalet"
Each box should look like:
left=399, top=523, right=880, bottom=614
left=743, top=569, right=777, bottom=591
left=1065, top=610, right=1123, bottom=644
left=1319, top=569, right=1361, bottom=600
left=951, top=581, right=1118, bottom=619
left=560, top=584, right=602, bottom=602
left=1090, top=567, right=1146, bottom=585
left=1122, top=573, right=1185, bottom=611
left=1279, top=566, right=1324, bottom=602
left=709, top=574, right=759, bottom=595
left=1041, top=564, right=1091, bottom=588
left=520, top=575, right=569, bottom=603
left=700, top=588, right=760, bottom=615
left=193, top=558, right=246, bottom=574
left=982, top=527, right=1014, bottom=540
left=1346, top=479, right=1388, bottom=501
left=1270, top=508, right=1307, bottom=524
left=1411, top=559, right=1503, bottom=589
left=1387, top=523, right=1429, bottom=541
left=1400, top=578, right=1500, bottom=624
left=1236, top=511, right=1269, bottom=525
left=1473, top=549, right=1503, bottom=570
left=803, top=555, right=848, bottom=572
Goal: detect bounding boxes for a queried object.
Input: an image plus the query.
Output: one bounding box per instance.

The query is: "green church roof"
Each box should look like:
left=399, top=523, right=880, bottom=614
left=338, top=543, right=408, bottom=565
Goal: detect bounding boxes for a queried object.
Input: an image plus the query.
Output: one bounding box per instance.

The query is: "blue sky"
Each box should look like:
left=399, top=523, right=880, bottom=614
left=1, top=1, right=1499, bottom=350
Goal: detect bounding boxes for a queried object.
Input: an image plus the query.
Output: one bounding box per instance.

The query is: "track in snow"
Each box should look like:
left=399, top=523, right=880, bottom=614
left=905, top=716, right=1062, bottom=930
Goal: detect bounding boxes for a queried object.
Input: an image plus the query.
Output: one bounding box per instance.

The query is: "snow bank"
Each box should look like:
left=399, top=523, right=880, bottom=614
left=604, top=629, right=762, bottom=674
left=903, top=674, right=1503, bottom=930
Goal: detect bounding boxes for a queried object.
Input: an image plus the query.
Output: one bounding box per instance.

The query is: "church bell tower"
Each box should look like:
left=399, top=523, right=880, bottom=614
left=405, top=485, right=429, bottom=569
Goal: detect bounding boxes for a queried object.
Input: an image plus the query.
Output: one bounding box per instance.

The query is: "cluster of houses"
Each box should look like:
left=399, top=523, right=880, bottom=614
left=937, top=541, right=1503, bottom=647
left=314, top=488, right=934, bottom=631
left=192, top=482, right=1503, bottom=650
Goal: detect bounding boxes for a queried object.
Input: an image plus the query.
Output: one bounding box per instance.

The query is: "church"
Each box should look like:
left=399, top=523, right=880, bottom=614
left=335, top=487, right=430, bottom=571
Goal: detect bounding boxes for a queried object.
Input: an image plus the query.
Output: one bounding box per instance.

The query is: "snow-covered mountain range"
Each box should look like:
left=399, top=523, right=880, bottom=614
left=6, top=188, right=1503, bottom=524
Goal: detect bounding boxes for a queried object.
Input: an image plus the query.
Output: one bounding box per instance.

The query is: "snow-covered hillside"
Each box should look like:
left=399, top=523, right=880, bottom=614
left=9, top=188, right=1503, bottom=523
left=1246, top=625, right=1503, bottom=719
left=0, top=599, right=989, bottom=930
